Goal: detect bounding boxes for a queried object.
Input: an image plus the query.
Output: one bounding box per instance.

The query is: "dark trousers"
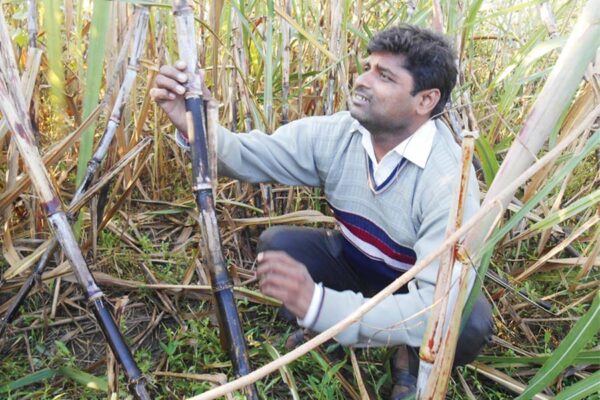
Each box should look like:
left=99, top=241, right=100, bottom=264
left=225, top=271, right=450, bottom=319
left=257, top=226, right=494, bottom=367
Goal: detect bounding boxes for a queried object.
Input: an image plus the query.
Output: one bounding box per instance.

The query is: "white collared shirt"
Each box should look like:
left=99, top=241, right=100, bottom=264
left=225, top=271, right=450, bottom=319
left=353, top=119, right=436, bottom=185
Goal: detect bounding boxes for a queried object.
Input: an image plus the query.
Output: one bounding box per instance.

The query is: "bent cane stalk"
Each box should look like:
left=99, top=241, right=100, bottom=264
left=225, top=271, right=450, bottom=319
left=418, top=131, right=477, bottom=399
left=172, top=2, right=258, bottom=399
left=416, top=130, right=477, bottom=394
left=0, top=8, right=149, bottom=400
left=0, top=5, right=150, bottom=337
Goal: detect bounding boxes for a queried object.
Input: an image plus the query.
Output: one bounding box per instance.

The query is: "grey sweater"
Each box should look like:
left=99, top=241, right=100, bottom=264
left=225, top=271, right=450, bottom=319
left=214, top=111, right=480, bottom=347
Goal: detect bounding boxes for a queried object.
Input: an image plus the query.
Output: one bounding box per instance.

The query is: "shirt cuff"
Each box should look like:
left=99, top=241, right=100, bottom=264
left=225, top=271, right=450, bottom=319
left=297, top=283, right=324, bottom=329
left=174, top=129, right=190, bottom=151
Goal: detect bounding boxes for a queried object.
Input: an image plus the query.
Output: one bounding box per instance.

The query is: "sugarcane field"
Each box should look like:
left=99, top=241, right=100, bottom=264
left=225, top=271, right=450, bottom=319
left=0, top=0, right=599, bottom=399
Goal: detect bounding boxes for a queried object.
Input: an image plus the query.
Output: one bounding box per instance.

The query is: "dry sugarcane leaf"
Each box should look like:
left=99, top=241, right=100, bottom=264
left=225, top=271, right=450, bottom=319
left=232, top=209, right=336, bottom=226
left=515, top=213, right=600, bottom=281
left=467, top=362, right=552, bottom=400
left=523, top=83, right=597, bottom=203
left=2, top=238, right=53, bottom=280
left=0, top=103, right=104, bottom=211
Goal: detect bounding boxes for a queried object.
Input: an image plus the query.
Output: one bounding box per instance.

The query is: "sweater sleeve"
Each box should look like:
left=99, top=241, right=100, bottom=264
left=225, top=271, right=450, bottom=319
left=215, top=119, right=322, bottom=186
left=311, top=176, right=480, bottom=348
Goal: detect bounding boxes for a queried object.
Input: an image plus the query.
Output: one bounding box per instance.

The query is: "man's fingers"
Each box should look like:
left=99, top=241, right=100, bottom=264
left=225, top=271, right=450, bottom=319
left=159, top=64, right=188, bottom=83
left=155, top=74, right=186, bottom=95
left=258, top=250, right=300, bottom=265
left=149, top=87, right=176, bottom=102
left=259, top=275, right=295, bottom=301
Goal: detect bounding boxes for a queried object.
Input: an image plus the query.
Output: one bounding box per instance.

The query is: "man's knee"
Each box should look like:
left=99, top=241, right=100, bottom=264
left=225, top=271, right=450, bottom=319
left=257, top=226, right=293, bottom=253
left=454, top=294, right=495, bottom=366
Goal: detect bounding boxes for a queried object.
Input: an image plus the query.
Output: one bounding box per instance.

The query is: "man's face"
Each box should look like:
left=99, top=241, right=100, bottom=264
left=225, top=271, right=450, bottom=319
left=349, top=52, right=420, bottom=135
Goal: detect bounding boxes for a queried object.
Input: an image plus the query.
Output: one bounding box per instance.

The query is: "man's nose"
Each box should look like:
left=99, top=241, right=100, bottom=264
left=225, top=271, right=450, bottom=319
left=354, top=70, right=372, bottom=88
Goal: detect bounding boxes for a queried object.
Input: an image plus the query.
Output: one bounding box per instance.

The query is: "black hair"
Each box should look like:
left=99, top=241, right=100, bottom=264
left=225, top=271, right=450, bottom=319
left=367, top=25, right=457, bottom=117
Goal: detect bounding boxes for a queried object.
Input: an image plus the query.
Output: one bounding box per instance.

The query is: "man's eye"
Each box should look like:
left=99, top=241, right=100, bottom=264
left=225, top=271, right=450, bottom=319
left=380, top=73, right=390, bottom=81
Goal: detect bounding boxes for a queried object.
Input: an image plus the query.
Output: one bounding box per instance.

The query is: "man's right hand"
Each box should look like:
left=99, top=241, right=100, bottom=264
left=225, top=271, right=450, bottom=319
left=150, top=60, right=211, bottom=137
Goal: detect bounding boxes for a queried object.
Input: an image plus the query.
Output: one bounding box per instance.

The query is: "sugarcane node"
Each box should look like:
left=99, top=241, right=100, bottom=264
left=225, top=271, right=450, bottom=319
left=16, top=123, right=33, bottom=142
left=455, top=245, right=470, bottom=264
left=87, top=292, right=104, bottom=303
left=420, top=346, right=435, bottom=363
left=41, top=197, right=61, bottom=216
left=185, top=89, right=203, bottom=98
left=193, top=183, right=212, bottom=191
left=127, top=64, right=141, bottom=73
left=212, top=281, right=234, bottom=293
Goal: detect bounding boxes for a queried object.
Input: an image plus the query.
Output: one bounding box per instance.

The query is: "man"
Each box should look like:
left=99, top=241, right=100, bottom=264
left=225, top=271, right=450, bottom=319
left=151, top=25, right=494, bottom=399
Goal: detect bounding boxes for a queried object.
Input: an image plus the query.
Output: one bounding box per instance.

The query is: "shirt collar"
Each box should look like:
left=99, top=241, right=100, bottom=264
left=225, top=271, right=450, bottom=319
left=351, top=118, right=436, bottom=169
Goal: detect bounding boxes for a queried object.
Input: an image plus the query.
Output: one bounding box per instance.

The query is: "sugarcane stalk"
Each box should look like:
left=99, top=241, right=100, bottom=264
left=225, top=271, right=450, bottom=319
left=231, top=3, right=253, bottom=132
left=0, top=8, right=149, bottom=399
left=2, top=46, right=42, bottom=271
left=172, top=2, right=258, bottom=399
left=265, top=0, right=274, bottom=132
left=281, top=0, right=291, bottom=124
left=27, top=0, right=37, bottom=48
left=324, top=0, right=341, bottom=116
left=416, top=130, right=477, bottom=398
left=0, top=137, right=152, bottom=337
left=417, top=1, right=600, bottom=398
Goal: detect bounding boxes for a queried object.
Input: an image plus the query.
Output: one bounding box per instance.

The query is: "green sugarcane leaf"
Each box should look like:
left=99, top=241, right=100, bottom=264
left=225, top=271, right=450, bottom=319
left=475, top=134, right=499, bottom=187
left=42, top=0, right=66, bottom=113
left=58, top=366, right=108, bottom=392
left=554, top=369, right=600, bottom=400
left=75, top=0, right=109, bottom=187
left=263, top=342, right=300, bottom=400
left=530, top=188, right=600, bottom=231
left=0, top=368, right=57, bottom=393
left=480, top=130, right=600, bottom=256
left=516, top=292, right=600, bottom=400
left=477, top=350, right=600, bottom=365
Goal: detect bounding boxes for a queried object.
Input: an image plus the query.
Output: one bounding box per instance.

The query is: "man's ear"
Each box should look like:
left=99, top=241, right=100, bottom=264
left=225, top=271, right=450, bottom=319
left=415, top=88, right=441, bottom=116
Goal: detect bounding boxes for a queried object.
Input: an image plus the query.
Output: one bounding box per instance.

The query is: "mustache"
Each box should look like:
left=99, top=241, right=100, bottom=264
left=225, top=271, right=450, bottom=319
left=351, top=85, right=371, bottom=98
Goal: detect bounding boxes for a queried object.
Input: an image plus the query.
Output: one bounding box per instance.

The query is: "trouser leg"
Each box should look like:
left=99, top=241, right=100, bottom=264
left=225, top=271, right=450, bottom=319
left=257, top=226, right=366, bottom=293
left=407, top=292, right=494, bottom=373
left=453, top=292, right=495, bottom=365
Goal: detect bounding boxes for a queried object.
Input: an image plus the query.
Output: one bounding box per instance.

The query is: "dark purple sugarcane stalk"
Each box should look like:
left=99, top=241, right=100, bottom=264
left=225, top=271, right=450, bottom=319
left=0, top=137, right=152, bottom=336
left=172, top=2, right=258, bottom=398
left=0, top=7, right=150, bottom=399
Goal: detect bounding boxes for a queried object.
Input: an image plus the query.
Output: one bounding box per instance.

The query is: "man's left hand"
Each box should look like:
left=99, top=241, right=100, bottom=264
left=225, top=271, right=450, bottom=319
left=257, top=251, right=315, bottom=319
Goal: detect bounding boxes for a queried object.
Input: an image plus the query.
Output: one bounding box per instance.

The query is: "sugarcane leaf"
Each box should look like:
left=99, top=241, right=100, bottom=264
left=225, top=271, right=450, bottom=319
left=57, top=366, right=108, bottom=392
left=42, top=0, right=65, bottom=112
left=553, top=369, right=600, bottom=400
left=75, top=0, right=109, bottom=188
left=480, top=130, right=600, bottom=256
left=516, top=292, right=600, bottom=400
left=474, top=135, right=499, bottom=187
left=263, top=342, right=300, bottom=400
left=477, top=350, right=600, bottom=366
left=0, top=368, right=57, bottom=393
left=529, top=188, right=600, bottom=231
